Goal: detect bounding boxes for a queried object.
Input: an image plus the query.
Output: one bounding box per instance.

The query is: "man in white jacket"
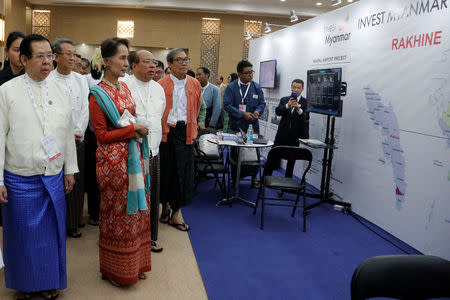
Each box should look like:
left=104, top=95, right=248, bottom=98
left=49, top=38, right=89, bottom=238
left=0, top=34, right=77, bottom=300
left=123, top=50, right=166, bottom=252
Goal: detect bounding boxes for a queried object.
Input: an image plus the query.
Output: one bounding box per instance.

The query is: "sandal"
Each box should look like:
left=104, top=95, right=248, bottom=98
left=67, top=229, right=82, bottom=238
left=138, top=272, right=147, bottom=280
left=151, top=240, right=163, bottom=253
left=102, top=275, right=122, bottom=287
left=49, top=290, right=59, bottom=300
left=168, top=221, right=190, bottom=232
left=15, top=292, right=31, bottom=300
left=39, top=290, right=59, bottom=300
left=159, top=208, right=171, bottom=224
left=88, top=218, right=99, bottom=226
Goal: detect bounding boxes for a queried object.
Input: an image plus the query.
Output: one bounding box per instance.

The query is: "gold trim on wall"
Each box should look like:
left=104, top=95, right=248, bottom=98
left=0, top=14, right=5, bottom=47
left=200, top=17, right=221, bottom=83
left=32, top=10, right=51, bottom=38
left=117, top=20, right=134, bottom=38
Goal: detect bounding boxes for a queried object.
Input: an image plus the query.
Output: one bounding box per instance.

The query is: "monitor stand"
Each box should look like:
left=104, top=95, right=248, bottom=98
left=304, top=115, right=351, bottom=212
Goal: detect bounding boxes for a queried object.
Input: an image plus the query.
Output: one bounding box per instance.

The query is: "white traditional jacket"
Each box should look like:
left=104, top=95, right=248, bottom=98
left=0, top=74, right=79, bottom=185
left=49, top=69, right=89, bottom=140
left=123, top=75, right=166, bottom=156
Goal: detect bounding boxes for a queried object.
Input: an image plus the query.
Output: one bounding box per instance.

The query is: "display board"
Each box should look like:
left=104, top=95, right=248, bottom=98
left=307, top=68, right=343, bottom=117
left=259, top=60, right=277, bottom=88
left=250, top=0, right=450, bottom=259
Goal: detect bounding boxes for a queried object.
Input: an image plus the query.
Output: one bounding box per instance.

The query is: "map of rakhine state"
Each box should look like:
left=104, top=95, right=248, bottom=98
left=364, top=87, right=406, bottom=210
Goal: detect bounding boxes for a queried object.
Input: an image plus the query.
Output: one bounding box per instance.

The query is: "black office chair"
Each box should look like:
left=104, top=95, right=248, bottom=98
left=193, top=140, right=229, bottom=201
left=351, top=255, right=450, bottom=300
left=253, top=146, right=312, bottom=231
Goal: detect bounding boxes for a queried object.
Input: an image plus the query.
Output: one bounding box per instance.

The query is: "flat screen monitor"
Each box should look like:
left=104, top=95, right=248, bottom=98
left=306, top=68, right=343, bottom=117
left=259, top=60, right=277, bottom=89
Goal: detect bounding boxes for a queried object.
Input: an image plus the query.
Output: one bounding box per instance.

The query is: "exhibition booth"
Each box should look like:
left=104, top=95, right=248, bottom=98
left=249, top=0, right=450, bottom=260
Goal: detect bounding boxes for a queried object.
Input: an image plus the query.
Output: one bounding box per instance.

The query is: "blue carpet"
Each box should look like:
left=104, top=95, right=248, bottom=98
left=183, top=175, right=421, bottom=300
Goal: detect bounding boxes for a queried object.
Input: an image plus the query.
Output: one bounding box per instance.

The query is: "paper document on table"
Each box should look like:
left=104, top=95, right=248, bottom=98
left=217, top=133, right=238, bottom=142
left=299, top=139, right=327, bottom=148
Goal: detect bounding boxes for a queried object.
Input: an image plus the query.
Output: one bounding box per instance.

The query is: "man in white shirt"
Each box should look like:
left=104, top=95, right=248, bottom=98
left=49, top=38, right=89, bottom=238
left=0, top=34, right=77, bottom=300
left=123, top=50, right=166, bottom=252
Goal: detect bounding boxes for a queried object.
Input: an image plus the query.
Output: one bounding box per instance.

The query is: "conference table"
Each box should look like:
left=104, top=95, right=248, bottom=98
left=207, top=136, right=273, bottom=207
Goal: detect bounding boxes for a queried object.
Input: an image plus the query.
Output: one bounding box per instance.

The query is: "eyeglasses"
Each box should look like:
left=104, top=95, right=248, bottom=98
left=58, top=52, right=76, bottom=58
left=141, top=59, right=155, bottom=65
left=32, top=53, right=55, bottom=62
left=155, top=70, right=164, bottom=75
left=173, top=57, right=190, bottom=64
left=241, top=70, right=255, bottom=75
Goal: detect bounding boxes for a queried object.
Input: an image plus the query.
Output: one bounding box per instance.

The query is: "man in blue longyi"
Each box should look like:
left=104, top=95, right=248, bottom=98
left=0, top=34, right=78, bottom=300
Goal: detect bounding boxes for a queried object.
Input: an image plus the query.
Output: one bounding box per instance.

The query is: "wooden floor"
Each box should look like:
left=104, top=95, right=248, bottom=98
left=0, top=205, right=208, bottom=300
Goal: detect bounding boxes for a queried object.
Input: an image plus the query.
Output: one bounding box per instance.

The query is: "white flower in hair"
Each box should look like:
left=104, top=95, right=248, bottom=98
left=92, top=47, right=104, bottom=71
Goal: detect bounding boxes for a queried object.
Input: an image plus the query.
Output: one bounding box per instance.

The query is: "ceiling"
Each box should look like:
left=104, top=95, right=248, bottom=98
left=28, top=0, right=358, bottom=17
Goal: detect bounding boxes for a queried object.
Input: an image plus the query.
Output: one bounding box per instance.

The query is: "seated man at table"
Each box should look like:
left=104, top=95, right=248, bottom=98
left=223, top=60, right=266, bottom=187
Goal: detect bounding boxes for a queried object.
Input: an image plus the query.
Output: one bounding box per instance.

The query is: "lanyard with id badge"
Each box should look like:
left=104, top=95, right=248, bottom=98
left=133, top=77, right=152, bottom=131
left=25, top=77, right=62, bottom=161
left=239, top=83, right=250, bottom=113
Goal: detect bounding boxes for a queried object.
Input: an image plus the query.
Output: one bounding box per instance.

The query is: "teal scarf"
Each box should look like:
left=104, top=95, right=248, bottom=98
left=90, top=85, right=150, bottom=215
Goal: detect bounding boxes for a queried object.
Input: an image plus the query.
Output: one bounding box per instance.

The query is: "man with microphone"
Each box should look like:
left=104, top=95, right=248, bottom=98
left=269, top=79, right=309, bottom=177
left=274, top=79, right=309, bottom=146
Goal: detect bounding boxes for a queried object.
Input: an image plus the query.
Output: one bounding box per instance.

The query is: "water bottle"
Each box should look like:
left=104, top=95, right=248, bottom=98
left=247, top=125, right=254, bottom=144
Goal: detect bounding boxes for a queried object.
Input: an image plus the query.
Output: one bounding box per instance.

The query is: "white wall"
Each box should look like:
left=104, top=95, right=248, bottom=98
left=250, top=0, right=450, bottom=259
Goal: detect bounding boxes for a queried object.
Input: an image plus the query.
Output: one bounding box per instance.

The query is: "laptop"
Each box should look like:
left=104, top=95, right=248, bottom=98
left=238, top=127, right=248, bottom=144
left=254, top=137, right=268, bottom=145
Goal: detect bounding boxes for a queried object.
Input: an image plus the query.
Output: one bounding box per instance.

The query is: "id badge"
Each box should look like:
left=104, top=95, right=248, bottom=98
left=252, top=94, right=258, bottom=99
left=41, top=135, right=62, bottom=161
left=239, top=104, right=246, bottom=112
